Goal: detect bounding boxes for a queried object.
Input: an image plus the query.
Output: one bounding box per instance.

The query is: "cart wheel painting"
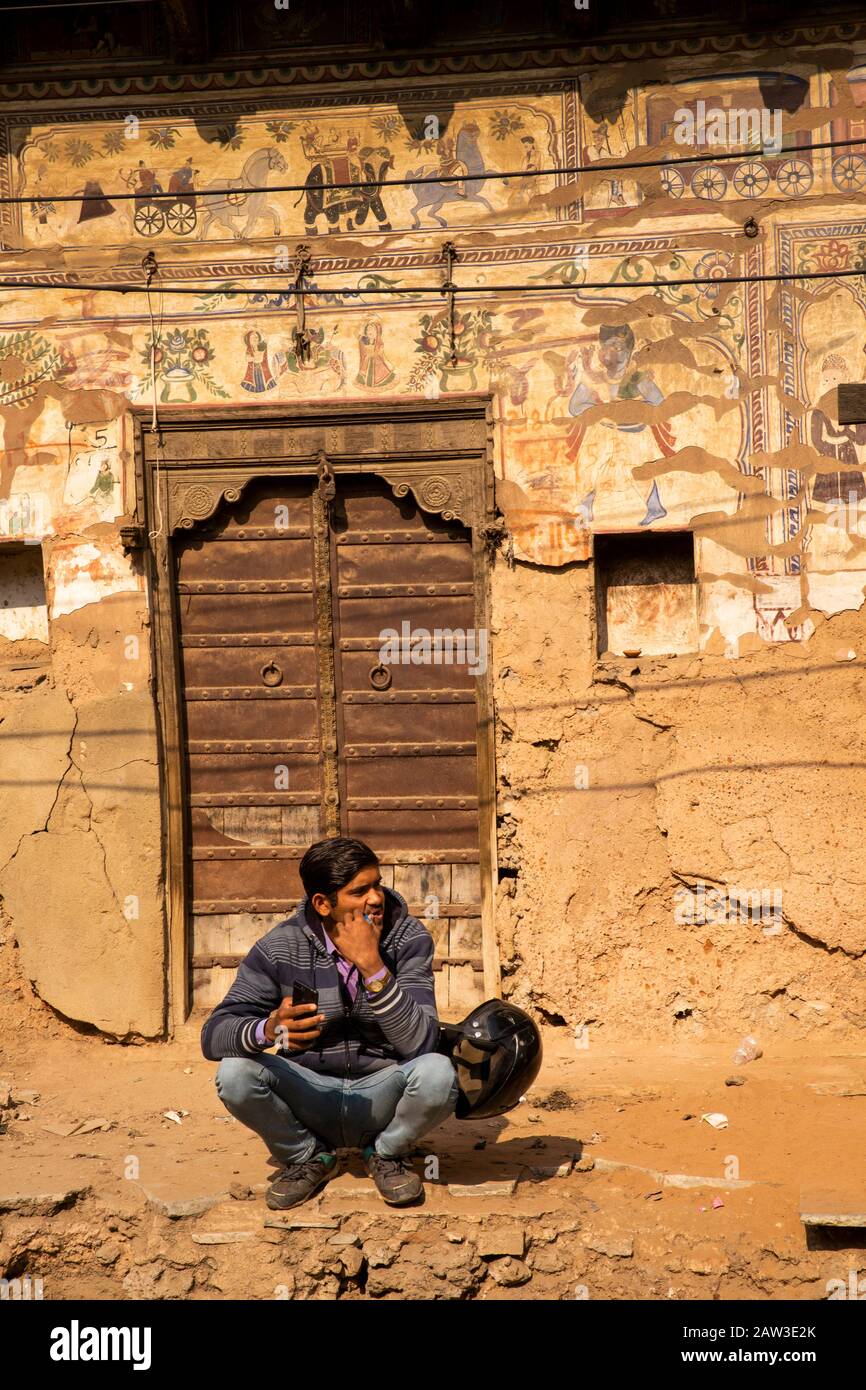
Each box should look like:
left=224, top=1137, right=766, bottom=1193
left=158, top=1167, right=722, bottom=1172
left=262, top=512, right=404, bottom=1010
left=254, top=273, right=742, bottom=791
left=732, top=160, right=770, bottom=198
left=832, top=153, right=866, bottom=193
left=166, top=200, right=196, bottom=236
left=775, top=158, right=813, bottom=196
left=134, top=202, right=165, bottom=236
left=660, top=167, right=685, bottom=198
left=691, top=164, right=727, bottom=199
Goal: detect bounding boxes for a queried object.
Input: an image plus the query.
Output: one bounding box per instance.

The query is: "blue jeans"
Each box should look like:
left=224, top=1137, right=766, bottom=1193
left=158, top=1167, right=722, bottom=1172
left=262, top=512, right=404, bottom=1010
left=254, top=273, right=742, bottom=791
left=215, top=1051, right=459, bottom=1165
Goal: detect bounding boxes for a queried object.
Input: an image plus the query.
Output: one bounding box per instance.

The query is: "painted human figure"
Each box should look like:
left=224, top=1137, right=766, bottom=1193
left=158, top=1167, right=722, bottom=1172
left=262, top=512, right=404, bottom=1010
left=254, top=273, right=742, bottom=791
left=136, top=160, right=162, bottom=196
left=30, top=163, right=54, bottom=228
left=88, top=459, right=116, bottom=500
left=355, top=318, right=396, bottom=389
left=168, top=160, right=196, bottom=196
left=807, top=353, right=866, bottom=504
left=566, top=322, right=675, bottom=525
left=241, top=330, right=276, bottom=393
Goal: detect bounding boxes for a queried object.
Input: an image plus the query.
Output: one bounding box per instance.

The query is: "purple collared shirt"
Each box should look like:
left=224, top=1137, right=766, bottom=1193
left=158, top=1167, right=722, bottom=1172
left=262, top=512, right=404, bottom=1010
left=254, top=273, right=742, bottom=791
left=255, top=926, right=388, bottom=1047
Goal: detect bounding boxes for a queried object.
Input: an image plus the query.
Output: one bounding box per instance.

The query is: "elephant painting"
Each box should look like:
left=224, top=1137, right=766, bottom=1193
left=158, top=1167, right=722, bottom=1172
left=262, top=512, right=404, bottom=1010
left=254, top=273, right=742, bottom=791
left=296, top=135, right=394, bottom=234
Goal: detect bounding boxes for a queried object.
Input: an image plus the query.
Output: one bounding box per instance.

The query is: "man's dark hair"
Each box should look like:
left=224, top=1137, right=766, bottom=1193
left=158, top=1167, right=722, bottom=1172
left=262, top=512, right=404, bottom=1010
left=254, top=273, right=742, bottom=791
left=599, top=323, right=635, bottom=353
left=299, top=836, right=379, bottom=905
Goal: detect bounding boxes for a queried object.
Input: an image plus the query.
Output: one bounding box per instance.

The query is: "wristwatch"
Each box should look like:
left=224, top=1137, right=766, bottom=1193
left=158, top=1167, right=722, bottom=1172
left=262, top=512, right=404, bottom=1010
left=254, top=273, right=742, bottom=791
left=363, top=968, right=391, bottom=995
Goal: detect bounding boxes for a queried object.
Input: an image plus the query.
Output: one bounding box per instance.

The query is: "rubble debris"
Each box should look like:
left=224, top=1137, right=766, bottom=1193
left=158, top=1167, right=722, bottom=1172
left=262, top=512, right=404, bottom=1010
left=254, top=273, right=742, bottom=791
left=72, top=1117, right=112, bottom=1135
left=488, top=1256, right=531, bottom=1286
left=527, top=1157, right=574, bottom=1180
left=448, top=1179, right=517, bottom=1197
left=144, top=1189, right=226, bottom=1219
left=0, top=1186, right=90, bottom=1215
left=191, top=1232, right=256, bottom=1245
left=263, top=1216, right=340, bottom=1231
left=476, top=1227, right=525, bottom=1258
left=531, top=1088, right=578, bottom=1111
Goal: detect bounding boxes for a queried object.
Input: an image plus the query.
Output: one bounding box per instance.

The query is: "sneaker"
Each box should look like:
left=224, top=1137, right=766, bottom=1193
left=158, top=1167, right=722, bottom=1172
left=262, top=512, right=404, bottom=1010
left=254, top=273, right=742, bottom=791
left=266, top=1150, right=341, bottom=1211
left=362, top=1146, right=423, bottom=1206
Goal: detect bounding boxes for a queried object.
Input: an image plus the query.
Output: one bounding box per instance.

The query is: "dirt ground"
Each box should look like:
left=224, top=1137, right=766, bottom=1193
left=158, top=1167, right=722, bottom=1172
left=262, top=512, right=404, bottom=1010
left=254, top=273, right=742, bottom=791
left=2, top=947, right=865, bottom=1300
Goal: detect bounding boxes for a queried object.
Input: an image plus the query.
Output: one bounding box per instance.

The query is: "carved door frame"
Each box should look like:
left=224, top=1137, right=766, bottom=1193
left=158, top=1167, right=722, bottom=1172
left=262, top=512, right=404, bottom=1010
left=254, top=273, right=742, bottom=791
left=131, top=398, right=499, bottom=1031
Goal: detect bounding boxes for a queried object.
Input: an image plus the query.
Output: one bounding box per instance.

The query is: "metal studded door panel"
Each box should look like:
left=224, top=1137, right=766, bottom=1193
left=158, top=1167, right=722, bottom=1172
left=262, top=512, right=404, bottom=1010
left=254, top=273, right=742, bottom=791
left=332, top=479, right=483, bottom=1013
left=174, top=478, right=334, bottom=1008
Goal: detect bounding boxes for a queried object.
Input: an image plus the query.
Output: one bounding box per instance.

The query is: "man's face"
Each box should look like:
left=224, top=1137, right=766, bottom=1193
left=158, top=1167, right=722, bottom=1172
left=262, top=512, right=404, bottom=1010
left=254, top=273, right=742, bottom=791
left=323, top=864, right=385, bottom=928
left=599, top=337, right=631, bottom=374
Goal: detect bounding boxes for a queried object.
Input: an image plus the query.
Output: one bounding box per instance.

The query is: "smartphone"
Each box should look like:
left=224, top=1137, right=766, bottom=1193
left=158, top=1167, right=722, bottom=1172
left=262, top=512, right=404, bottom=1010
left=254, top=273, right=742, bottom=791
left=292, top=980, right=319, bottom=1008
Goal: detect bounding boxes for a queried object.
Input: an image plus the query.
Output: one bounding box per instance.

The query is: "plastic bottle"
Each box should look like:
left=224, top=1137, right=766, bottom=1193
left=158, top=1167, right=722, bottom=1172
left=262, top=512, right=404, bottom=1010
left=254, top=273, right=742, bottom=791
left=732, top=1034, right=762, bottom=1065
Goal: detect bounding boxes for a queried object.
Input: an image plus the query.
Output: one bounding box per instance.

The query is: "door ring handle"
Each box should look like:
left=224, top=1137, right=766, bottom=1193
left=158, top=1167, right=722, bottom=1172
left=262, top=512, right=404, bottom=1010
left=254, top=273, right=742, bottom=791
left=369, top=663, right=392, bottom=691
left=261, top=660, right=283, bottom=687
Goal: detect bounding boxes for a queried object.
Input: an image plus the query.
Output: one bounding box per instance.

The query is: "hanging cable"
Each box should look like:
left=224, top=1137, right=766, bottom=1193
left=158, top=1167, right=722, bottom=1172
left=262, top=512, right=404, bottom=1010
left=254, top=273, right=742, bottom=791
left=0, top=265, right=864, bottom=297
left=440, top=241, right=459, bottom=366
left=292, top=243, right=313, bottom=364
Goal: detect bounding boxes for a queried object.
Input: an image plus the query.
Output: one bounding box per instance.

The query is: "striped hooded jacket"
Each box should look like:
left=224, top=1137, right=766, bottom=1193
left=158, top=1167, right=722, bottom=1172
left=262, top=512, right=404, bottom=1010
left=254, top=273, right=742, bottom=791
left=200, top=885, right=440, bottom=1077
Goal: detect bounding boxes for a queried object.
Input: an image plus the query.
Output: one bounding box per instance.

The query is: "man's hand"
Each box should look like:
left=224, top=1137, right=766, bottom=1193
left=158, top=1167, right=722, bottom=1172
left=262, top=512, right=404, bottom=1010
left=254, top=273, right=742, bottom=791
left=328, top=907, right=383, bottom=977
left=264, top=999, right=325, bottom=1050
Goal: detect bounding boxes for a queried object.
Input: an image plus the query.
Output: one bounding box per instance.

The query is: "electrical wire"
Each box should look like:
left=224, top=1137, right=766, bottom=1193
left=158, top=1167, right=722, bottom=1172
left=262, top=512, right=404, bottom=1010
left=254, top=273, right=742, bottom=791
left=0, top=266, right=864, bottom=297
left=4, top=134, right=866, bottom=207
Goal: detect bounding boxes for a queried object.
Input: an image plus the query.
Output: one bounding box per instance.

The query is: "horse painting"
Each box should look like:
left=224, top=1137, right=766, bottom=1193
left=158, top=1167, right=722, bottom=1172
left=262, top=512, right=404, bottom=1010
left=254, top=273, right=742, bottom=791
left=407, top=122, right=494, bottom=227
left=198, top=147, right=288, bottom=240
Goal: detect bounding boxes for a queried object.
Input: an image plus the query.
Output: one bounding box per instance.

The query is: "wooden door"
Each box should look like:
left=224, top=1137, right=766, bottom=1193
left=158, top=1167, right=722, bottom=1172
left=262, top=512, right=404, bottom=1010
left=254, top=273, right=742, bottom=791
left=175, top=473, right=484, bottom=1018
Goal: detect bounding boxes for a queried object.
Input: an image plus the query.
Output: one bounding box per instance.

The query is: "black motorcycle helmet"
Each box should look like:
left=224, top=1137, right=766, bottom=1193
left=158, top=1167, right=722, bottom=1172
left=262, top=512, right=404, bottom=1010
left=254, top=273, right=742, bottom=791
left=435, top=999, right=542, bottom=1119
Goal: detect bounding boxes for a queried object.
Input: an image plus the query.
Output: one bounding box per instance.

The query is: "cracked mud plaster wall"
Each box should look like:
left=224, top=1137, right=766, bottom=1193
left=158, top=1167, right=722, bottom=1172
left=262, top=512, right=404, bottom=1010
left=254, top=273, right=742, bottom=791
left=0, top=588, right=164, bottom=1038
left=4, top=32, right=866, bottom=1034
left=491, top=556, right=866, bottom=1039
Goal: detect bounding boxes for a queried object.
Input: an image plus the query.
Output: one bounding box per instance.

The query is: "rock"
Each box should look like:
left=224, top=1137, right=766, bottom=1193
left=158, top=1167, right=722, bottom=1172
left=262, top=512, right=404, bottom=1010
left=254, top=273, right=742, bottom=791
left=363, top=1242, right=396, bottom=1267
left=0, top=1186, right=89, bottom=1216
left=446, top=1232, right=464, bottom=1243
left=527, top=1158, right=574, bottom=1180
left=263, top=1217, right=339, bottom=1231
left=582, top=1228, right=634, bottom=1258
left=476, top=1226, right=525, bottom=1258
left=11, top=1089, right=40, bottom=1105
left=327, top=1232, right=362, bottom=1248
left=228, top=1182, right=253, bottom=1201
left=39, top=1122, right=80, bottom=1137
left=337, top=1246, right=365, bottom=1279
left=144, top=1190, right=226, bottom=1219
left=191, top=1232, right=256, bottom=1245
left=71, top=1118, right=112, bottom=1135
left=529, top=1246, right=567, bottom=1274
left=0, top=1084, right=11, bottom=1109
left=447, top=1179, right=516, bottom=1198
left=724, top=1076, right=746, bottom=1087
left=573, top=1154, right=595, bottom=1172
left=488, top=1256, right=531, bottom=1286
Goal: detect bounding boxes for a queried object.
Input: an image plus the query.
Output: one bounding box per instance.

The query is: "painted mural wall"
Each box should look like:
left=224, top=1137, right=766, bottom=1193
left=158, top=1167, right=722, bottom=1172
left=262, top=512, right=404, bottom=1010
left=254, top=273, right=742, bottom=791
left=2, top=32, right=866, bottom=1036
